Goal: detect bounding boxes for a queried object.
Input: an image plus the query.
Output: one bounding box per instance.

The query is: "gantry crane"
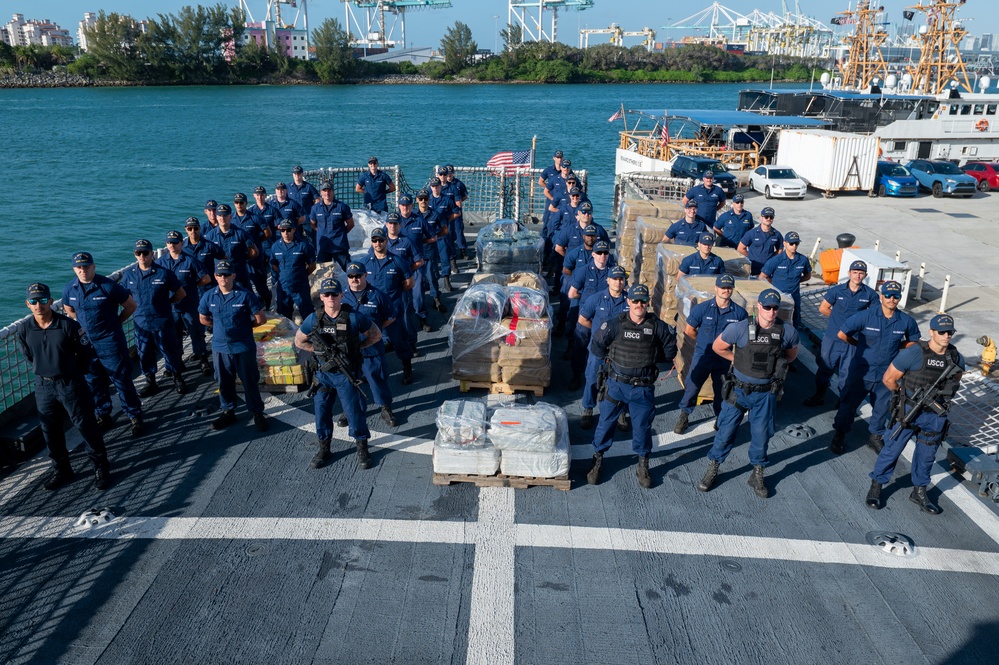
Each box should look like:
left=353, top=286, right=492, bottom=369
left=508, top=0, right=594, bottom=45
left=341, top=0, right=452, bottom=50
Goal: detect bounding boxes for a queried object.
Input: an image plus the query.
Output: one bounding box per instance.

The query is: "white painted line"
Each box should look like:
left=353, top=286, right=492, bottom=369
left=466, top=487, right=516, bottom=665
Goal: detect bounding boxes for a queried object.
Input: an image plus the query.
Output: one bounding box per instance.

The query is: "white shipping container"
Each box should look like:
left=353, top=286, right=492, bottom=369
left=776, top=129, right=880, bottom=195
left=838, top=248, right=913, bottom=309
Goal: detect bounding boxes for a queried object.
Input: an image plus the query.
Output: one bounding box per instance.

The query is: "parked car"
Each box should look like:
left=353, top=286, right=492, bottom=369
left=748, top=165, right=808, bottom=199
left=670, top=155, right=738, bottom=198
left=874, top=161, right=919, bottom=197
left=905, top=159, right=977, bottom=198
left=961, top=161, right=999, bottom=192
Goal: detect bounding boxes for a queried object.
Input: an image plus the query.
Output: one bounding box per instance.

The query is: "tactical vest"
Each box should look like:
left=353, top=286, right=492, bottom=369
left=314, top=307, right=361, bottom=374
left=607, top=312, right=659, bottom=373
left=733, top=318, right=784, bottom=379
left=902, top=341, right=962, bottom=406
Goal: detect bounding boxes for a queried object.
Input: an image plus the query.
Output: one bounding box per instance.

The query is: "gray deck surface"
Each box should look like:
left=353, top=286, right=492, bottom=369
left=2, top=192, right=999, bottom=664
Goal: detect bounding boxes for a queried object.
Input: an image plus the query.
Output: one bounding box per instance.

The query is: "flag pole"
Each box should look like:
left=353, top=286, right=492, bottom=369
left=530, top=134, right=537, bottom=168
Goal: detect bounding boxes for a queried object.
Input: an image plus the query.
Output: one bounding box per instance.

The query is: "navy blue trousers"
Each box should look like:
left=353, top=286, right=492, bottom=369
left=35, top=376, right=107, bottom=469
left=591, top=378, right=655, bottom=456
left=708, top=387, right=776, bottom=467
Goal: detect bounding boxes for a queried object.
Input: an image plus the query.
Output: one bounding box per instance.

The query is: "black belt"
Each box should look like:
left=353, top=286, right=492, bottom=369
left=610, top=371, right=654, bottom=388
left=37, top=375, right=68, bottom=383
left=734, top=379, right=773, bottom=394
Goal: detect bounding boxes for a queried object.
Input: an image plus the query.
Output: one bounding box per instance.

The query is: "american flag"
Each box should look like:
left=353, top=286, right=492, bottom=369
left=486, top=150, right=532, bottom=170
left=660, top=111, right=670, bottom=146
left=608, top=109, right=623, bottom=122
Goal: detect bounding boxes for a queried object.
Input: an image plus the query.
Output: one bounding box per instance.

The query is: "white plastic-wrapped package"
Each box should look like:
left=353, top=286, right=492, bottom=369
left=476, top=220, right=544, bottom=272
left=488, top=406, right=557, bottom=451
left=499, top=406, right=569, bottom=477
left=453, top=283, right=508, bottom=320
left=348, top=209, right=388, bottom=249
left=436, top=400, right=488, bottom=448
left=432, top=435, right=501, bottom=475
left=506, top=286, right=550, bottom=319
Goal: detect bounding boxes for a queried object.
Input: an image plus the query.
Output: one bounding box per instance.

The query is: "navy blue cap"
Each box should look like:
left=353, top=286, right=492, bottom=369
left=701, top=170, right=715, bottom=178
left=72, top=251, right=94, bottom=267
left=134, top=239, right=153, bottom=252
left=205, top=199, right=217, bottom=210
left=398, top=194, right=413, bottom=205
left=758, top=289, right=781, bottom=306
left=732, top=194, right=745, bottom=203
left=254, top=185, right=267, bottom=194
left=554, top=150, right=563, bottom=158
left=698, top=233, right=715, bottom=246
left=216, top=203, right=232, bottom=215
left=582, top=224, right=599, bottom=236
left=320, top=278, right=342, bottom=295
left=233, top=192, right=247, bottom=203
left=275, top=182, right=287, bottom=190
left=429, top=177, right=442, bottom=187
left=579, top=201, right=593, bottom=212
left=684, top=199, right=698, bottom=209
left=346, top=262, right=366, bottom=276
left=609, top=266, right=627, bottom=279
left=368, top=156, right=379, bottom=164
left=277, top=219, right=294, bottom=230
left=761, top=206, right=775, bottom=217
left=849, top=260, right=868, bottom=272
left=445, top=164, right=455, bottom=173
left=930, top=313, right=956, bottom=332
left=716, top=274, right=735, bottom=288
left=386, top=212, right=401, bottom=223
left=569, top=187, right=582, bottom=196
left=629, top=284, right=650, bottom=302
left=881, top=280, right=903, bottom=296
left=320, top=181, right=333, bottom=190
left=292, top=165, right=304, bottom=174
left=785, top=231, right=801, bottom=244
left=561, top=158, right=571, bottom=168
left=165, top=230, right=183, bottom=243
left=437, top=166, right=448, bottom=175
left=370, top=227, right=387, bottom=239
left=215, top=259, right=234, bottom=275
left=27, top=282, right=50, bottom=299
left=416, top=189, right=430, bottom=199
left=593, top=241, right=610, bottom=253
left=565, top=173, right=578, bottom=183
left=185, top=216, right=200, bottom=228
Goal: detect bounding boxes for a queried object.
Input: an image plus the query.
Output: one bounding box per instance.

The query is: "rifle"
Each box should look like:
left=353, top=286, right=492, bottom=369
left=888, top=362, right=962, bottom=440
left=769, top=357, right=789, bottom=400
left=305, top=324, right=363, bottom=398
left=596, top=361, right=609, bottom=403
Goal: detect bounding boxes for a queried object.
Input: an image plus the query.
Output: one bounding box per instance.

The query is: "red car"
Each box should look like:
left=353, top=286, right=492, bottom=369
left=962, top=162, right=999, bottom=192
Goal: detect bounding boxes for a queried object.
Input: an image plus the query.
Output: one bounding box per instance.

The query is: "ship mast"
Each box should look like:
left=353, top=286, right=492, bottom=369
left=906, top=0, right=972, bottom=95
left=837, top=1, right=889, bottom=90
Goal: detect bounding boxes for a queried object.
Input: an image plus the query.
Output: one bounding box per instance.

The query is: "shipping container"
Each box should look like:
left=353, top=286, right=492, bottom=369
left=776, top=129, right=881, bottom=197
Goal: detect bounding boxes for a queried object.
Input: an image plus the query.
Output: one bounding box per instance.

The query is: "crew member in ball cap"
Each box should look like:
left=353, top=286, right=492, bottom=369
left=272, top=181, right=307, bottom=238
left=17, top=282, right=112, bottom=491
left=829, top=280, right=920, bottom=455
left=62, top=251, right=144, bottom=437
left=677, top=232, right=725, bottom=278
left=567, top=240, right=617, bottom=391
left=673, top=273, right=749, bottom=435
left=161, top=228, right=214, bottom=376
left=428, top=176, right=459, bottom=291
left=198, top=259, right=269, bottom=432
left=296, top=277, right=382, bottom=470
left=287, top=165, right=319, bottom=222
left=555, top=222, right=600, bottom=337
left=576, top=265, right=630, bottom=429
left=205, top=203, right=259, bottom=296
left=310, top=180, right=353, bottom=269
left=270, top=218, right=317, bottom=322
left=738, top=207, right=783, bottom=275
left=361, top=226, right=415, bottom=383
left=586, top=283, right=677, bottom=489
left=696, top=288, right=799, bottom=499
left=662, top=200, right=709, bottom=247
left=713, top=193, right=754, bottom=249
left=355, top=156, right=396, bottom=213
left=804, top=259, right=877, bottom=407
left=683, top=169, right=727, bottom=229
left=760, top=230, right=812, bottom=331
left=865, top=313, right=965, bottom=514
left=442, top=164, right=469, bottom=261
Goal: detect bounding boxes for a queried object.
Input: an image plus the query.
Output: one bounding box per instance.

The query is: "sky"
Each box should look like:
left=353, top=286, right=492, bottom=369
left=18, top=0, right=999, bottom=51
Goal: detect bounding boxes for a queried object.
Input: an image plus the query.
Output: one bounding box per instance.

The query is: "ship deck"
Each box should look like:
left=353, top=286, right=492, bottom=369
left=2, top=191, right=999, bottom=664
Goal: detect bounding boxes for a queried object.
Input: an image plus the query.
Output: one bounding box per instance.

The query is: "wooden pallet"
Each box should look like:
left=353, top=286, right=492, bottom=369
left=237, top=382, right=308, bottom=394
left=457, top=380, right=545, bottom=397
left=432, top=471, right=570, bottom=491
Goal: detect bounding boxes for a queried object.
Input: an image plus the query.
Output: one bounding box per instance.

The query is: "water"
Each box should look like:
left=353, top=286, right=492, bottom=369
left=0, top=82, right=783, bottom=326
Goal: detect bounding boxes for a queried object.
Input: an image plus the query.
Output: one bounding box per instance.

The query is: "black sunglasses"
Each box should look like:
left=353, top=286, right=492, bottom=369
left=28, top=297, right=51, bottom=305
left=760, top=305, right=779, bottom=311
left=135, top=250, right=151, bottom=257
left=347, top=274, right=364, bottom=279
left=280, top=228, right=295, bottom=232
left=883, top=294, right=901, bottom=300
left=371, top=238, right=386, bottom=243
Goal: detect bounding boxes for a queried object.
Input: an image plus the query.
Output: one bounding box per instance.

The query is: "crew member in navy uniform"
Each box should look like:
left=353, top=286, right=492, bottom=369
left=804, top=260, right=877, bottom=407
left=355, top=156, right=396, bottom=213
left=272, top=182, right=307, bottom=239
left=310, top=180, right=354, bottom=269
left=538, top=149, right=564, bottom=235
left=198, top=259, right=269, bottom=432
left=183, top=217, right=226, bottom=302
left=713, top=193, right=754, bottom=249
left=829, top=280, right=920, bottom=455
left=414, top=188, right=448, bottom=314
left=586, top=284, right=677, bottom=489
left=555, top=221, right=599, bottom=336
left=249, top=185, right=279, bottom=277
left=62, top=251, right=144, bottom=437
left=738, top=207, right=783, bottom=276
left=865, top=314, right=965, bottom=514
left=205, top=204, right=259, bottom=294
left=576, top=265, right=630, bottom=429
left=567, top=240, right=616, bottom=390
left=428, top=176, right=458, bottom=292
left=270, top=219, right=316, bottom=322
left=760, top=230, right=811, bottom=331
left=674, top=274, right=748, bottom=434
left=287, top=165, right=320, bottom=223
left=201, top=199, right=219, bottom=235
left=232, top=192, right=272, bottom=310
left=677, top=233, right=725, bottom=278
left=161, top=230, right=213, bottom=376
left=697, top=288, right=799, bottom=498
left=444, top=164, right=469, bottom=260
left=361, top=227, right=415, bottom=383
left=17, top=283, right=112, bottom=491
left=295, top=278, right=382, bottom=470
left=122, top=239, right=188, bottom=397
left=343, top=262, right=400, bottom=426
left=683, top=170, right=727, bottom=228
left=385, top=210, right=424, bottom=348
left=662, top=200, right=709, bottom=247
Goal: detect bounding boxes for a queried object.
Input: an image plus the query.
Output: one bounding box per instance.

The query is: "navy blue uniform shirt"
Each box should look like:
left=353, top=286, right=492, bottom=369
left=665, top=219, right=708, bottom=246
left=198, top=286, right=263, bottom=355
left=62, top=275, right=130, bottom=345
left=686, top=298, right=748, bottom=357
left=122, top=262, right=183, bottom=328
left=684, top=183, right=726, bottom=226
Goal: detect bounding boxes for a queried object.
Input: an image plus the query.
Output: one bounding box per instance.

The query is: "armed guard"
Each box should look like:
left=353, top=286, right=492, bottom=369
left=295, top=278, right=382, bottom=471
left=586, top=284, right=677, bottom=489
left=697, top=288, right=799, bottom=498
left=865, top=314, right=965, bottom=514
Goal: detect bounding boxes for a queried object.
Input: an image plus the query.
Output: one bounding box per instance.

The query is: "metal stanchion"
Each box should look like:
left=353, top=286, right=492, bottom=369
left=914, top=263, right=926, bottom=301
left=939, top=275, right=951, bottom=313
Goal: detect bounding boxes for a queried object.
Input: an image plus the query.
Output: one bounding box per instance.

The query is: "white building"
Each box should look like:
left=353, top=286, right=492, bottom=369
left=3, top=13, right=73, bottom=47
left=77, top=12, right=97, bottom=52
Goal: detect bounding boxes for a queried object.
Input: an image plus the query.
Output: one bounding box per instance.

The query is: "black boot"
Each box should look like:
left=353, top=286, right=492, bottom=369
left=43, top=464, right=74, bottom=491
left=867, top=433, right=884, bottom=453
left=449, top=258, right=459, bottom=275
left=94, top=463, right=112, bottom=491
left=586, top=452, right=603, bottom=485
left=617, top=412, right=631, bottom=432
left=747, top=465, right=769, bottom=498
left=830, top=430, right=846, bottom=455
left=211, top=410, right=236, bottom=430
left=636, top=455, right=652, bottom=489
left=96, top=413, right=115, bottom=431
left=909, top=486, right=941, bottom=515
left=865, top=480, right=882, bottom=510
left=380, top=406, right=398, bottom=427
left=174, top=373, right=188, bottom=395
left=337, top=414, right=348, bottom=428
left=138, top=375, right=158, bottom=398
left=200, top=355, right=213, bottom=377
left=803, top=389, right=826, bottom=407
left=433, top=297, right=447, bottom=314
left=253, top=413, right=268, bottom=432
left=356, top=439, right=372, bottom=469
left=580, top=408, right=593, bottom=430
left=673, top=411, right=689, bottom=434
left=310, top=438, right=332, bottom=469
left=443, top=277, right=453, bottom=293
left=401, top=359, right=414, bottom=385
left=698, top=460, right=720, bottom=492
left=130, top=416, right=144, bottom=437
left=420, top=319, right=432, bottom=333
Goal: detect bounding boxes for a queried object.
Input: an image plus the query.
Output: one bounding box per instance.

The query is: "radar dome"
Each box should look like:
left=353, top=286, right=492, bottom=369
left=902, top=73, right=913, bottom=84
left=886, top=74, right=898, bottom=88
left=820, top=72, right=831, bottom=85
left=981, top=76, right=992, bottom=91
left=919, top=25, right=928, bottom=35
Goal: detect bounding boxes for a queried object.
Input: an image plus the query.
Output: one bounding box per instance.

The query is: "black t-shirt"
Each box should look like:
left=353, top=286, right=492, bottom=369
left=17, top=312, right=90, bottom=378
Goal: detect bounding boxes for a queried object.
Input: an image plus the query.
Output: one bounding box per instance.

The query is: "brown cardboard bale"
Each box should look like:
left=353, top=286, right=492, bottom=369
left=500, top=317, right=550, bottom=349
left=452, top=362, right=503, bottom=383
left=712, top=247, right=753, bottom=277
left=471, top=273, right=506, bottom=286
left=498, top=344, right=547, bottom=363
left=501, top=365, right=552, bottom=386
left=732, top=279, right=795, bottom=322
left=621, top=199, right=658, bottom=223
left=652, top=200, right=684, bottom=218
left=507, top=271, right=547, bottom=291
left=636, top=216, right=672, bottom=245
left=458, top=344, right=501, bottom=364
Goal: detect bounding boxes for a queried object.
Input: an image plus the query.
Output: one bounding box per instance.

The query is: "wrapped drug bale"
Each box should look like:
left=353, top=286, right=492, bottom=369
left=618, top=198, right=659, bottom=224
left=616, top=199, right=656, bottom=273
left=449, top=284, right=508, bottom=381
left=731, top=279, right=795, bottom=323
left=475, top=220, right=544, bottom=273
left=713, top=247, right=753, bottom=278
left=347, top=209, right=388, bottom=250
left=501, top=365, right=552, bottom=385
left=507, top=287, right=549, bottom=319
left=651, top=244, right=698, bottom=321
left=497, top=316, right=552, bottom=386
left=471, top=272, right=506, bottom=286
left=652, top=200, right=685, bottom=219
left=506, top=271, right=547, bottom=292
left=432, top=434, right=501, bottom=475
left=497, top=404, right=570, bottom=478
left=635, top=216, right=673, bottom=283
left=436, top=400, right=488, bottom=448
left=674, top=276, right=720, bottom=402
left=254, top=315, right=306, bottom=385
left=488, top=405, right=558, bottom=451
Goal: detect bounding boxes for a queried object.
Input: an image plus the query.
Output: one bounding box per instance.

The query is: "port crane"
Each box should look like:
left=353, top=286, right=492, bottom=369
left=341, top=0, right=452, bottom=50
left=579, top=23, right=657, bottom=51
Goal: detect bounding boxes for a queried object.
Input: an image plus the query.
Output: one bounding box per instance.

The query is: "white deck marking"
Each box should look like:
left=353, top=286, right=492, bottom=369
left=465, top=488, right=516, bottom=665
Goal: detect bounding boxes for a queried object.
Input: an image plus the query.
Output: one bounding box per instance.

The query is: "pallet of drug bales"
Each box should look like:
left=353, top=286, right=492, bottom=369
left=457, top=380, right=545, bottom=397
left=432, top=471, right=570, bottom=491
